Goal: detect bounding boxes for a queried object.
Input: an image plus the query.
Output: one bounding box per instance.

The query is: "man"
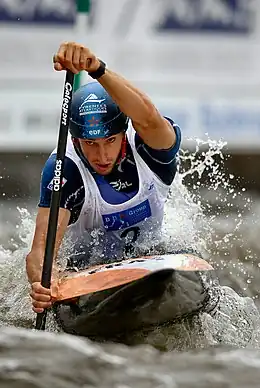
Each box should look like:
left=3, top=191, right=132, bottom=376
left=26, top=41, right=181, bottom=314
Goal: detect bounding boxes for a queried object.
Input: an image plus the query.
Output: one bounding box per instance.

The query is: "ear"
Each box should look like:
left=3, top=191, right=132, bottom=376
left=72, top=137, right=79, bottom=145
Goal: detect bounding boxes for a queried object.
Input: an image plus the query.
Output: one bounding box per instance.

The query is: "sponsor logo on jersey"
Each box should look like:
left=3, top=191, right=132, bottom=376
left=47, top=159, right=67, bottom=191
left=102, top=199, right=151, bottom=231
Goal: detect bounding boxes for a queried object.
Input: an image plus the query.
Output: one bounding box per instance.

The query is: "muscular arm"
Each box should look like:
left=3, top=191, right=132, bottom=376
left=98, top=70, right=175, bottom=150
left=26, top=154, right=84, bottom=284
left=26, top=207, right=70, bottom=284
left=135, top=118, right=181, bottom=185
left=54, top=41, right=175, bottom=150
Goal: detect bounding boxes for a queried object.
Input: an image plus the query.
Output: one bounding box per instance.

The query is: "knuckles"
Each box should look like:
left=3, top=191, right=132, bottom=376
left=60, top=41, right=91, bottom=55
left=54, top=42, right=95, bottom=72
left=32, top=300, right=51, bottom=309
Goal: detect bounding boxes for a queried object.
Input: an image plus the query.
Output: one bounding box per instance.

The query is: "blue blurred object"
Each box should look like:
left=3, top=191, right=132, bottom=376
left=0, top=0, right=76, bottom=25
left=156, top=0, right=253, bottom=34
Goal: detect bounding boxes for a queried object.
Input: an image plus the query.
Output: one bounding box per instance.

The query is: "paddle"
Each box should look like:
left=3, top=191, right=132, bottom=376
left=35, top=70, right=75, bottom=330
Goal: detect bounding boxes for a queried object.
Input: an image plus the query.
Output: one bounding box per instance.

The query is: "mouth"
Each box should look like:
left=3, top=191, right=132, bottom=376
left=95, top=163, right=112, bottom=173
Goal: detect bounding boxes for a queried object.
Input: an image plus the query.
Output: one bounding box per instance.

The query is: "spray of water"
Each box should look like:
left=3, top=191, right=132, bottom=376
left=0, top=136, right=259, bottom=348
left=0, top=207, right=35, bottom=328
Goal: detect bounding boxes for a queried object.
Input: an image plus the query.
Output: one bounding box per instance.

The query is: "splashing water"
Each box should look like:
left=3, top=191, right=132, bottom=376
left=0, top=136, right=260, bottom=349
left=0, top=207, right=35, bottom=328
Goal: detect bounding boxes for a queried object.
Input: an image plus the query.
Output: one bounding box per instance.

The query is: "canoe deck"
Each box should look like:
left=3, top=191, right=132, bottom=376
left=53, top=253, right=220, bottom=339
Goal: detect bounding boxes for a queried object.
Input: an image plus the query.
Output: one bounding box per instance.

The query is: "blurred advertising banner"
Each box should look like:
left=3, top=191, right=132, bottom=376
left=0, top=91, right=260, bottom=152
left=0, top=0, right=75, bottom=24
left=0, top=0, right=258, bottom=152
left=0, top=0, right=256, bottom=77
left=156, top=0, right=252, bottom=34
left=0, top=0, right=251, bottom=31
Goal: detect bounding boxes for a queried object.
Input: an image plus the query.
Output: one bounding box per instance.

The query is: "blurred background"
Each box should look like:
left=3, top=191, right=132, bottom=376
left=1, top=2, right=260, bottom=377
left=1, top=0, right=260, bottom=354
left=0, top=0, right=259, bottom=201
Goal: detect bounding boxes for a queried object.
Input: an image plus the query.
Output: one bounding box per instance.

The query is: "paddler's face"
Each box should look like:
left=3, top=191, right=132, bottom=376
left=79, top=132, right=124, bottom=175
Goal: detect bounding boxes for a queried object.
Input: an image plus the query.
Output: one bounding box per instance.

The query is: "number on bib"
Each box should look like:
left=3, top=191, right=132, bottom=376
left=120, top=226, right=140, bottom=255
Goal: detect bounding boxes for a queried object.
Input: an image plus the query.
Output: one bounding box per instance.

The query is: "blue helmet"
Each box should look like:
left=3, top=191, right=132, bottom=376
left=69, top=82, right=129, bottom=139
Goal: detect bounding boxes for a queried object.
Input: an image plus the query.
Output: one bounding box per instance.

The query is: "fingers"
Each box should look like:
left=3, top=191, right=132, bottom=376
left=53, top=42, right=100, bottom=74
left=32, top=299, right=52, bottom=311
left=32, top=307, right=45, bottom=314
left=72, top=45, right=83, bottom=71
left=53, top=42, right=66, bottom=71
left=85, top=57, right=98, bottom=73
left=30, top=282, right=54, bottom=313
left=79, top=47, right=87, bottom=70
left=64, top=43, right=79, bottom=74
left=30, top=290, right=51, bottom=302
left=79, top=49, right=94, bottom=72
left=53, top=62, right=64, bottom=72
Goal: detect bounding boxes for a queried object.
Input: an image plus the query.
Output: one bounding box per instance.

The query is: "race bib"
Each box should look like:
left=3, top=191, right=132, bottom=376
left=102, top=199, right=151, bottom=231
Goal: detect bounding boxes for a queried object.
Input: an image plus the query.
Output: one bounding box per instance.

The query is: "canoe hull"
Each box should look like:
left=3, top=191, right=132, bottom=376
left=53, top=253, right=220, bottom=339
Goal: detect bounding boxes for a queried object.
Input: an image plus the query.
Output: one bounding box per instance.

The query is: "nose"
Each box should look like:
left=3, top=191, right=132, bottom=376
left=96, top=144, right=108, bottom=164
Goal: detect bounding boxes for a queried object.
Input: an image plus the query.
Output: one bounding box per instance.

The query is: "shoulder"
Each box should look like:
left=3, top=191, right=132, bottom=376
left=163, top=116, right=182, bottom=155
left=134, top=116, right=181, bottom=164
left=39, top=154, right=84, bottom=210
left=132, top=117, right=181, bottom=185
left=41, top=154, right=80, bottom=182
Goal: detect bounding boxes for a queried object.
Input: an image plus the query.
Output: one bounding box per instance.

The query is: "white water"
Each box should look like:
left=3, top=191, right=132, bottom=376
left=0, top=136, right=260, bottom=351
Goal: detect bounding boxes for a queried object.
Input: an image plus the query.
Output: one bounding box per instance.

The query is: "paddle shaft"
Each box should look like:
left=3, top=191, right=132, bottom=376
left=35, top=70, right=75, bottom=330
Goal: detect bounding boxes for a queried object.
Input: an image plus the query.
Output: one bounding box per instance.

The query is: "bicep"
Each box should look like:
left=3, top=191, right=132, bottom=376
left=132, top=114, right=176, bottom=150
left=135, top=121, right=181, bottom=185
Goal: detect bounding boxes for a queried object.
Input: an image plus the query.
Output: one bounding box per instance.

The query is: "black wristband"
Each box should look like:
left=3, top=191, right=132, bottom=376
left=88, top=59, right=106, bottom=79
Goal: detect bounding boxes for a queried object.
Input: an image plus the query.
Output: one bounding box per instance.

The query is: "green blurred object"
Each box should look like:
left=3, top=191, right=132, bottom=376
left=74, top=0, right=91, bottom=91
left=77, top=0, right=91, bottom=13
left=73, top=72, right=81, bottom=93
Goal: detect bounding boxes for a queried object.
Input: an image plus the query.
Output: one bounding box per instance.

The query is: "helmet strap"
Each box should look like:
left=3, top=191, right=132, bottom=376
left=116, top=133, right=127, bottom=166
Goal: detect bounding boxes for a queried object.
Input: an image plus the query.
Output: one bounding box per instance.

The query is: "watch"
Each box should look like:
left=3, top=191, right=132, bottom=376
left=88, top=59, right=106, bottom=79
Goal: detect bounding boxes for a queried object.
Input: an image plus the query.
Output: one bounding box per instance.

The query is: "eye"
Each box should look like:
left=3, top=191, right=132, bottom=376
left=107, top=137, right=116, bottom=143
left=85, top=140, right=94, bottom=146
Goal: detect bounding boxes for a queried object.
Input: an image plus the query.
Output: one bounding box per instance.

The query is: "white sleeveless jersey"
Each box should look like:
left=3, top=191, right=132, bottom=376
left=58, top=125, right=170, bottom=263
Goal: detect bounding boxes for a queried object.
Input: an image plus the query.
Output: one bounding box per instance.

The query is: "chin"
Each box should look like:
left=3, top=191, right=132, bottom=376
left=92, top=164, right=114, bottom=175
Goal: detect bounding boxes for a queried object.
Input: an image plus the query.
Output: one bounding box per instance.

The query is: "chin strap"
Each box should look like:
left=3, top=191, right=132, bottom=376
left=116, top=134, right=127, bottom=166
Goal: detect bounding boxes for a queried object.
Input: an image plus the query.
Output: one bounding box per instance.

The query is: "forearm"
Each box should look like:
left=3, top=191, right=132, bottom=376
left=26, top=208, right=70, bottom=284
left=53, top=42, right=175, bottom=149
left=26, top=249, right=59, bottom=284
left=98, top=69, right=161, bottom=128
left=26, top=249, right=45, bottom=284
